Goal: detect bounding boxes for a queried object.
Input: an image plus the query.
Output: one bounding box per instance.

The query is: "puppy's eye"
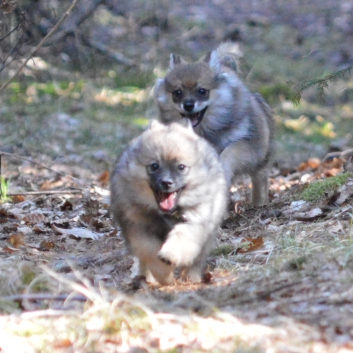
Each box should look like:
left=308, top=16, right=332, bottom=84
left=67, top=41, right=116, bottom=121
left=198, top=88, right=209, bottom=97
left=177, top=164, right=187, bottom=172
left=147, top=163, right=159, bottom=173
left=172, top=89, right=182, bottom=98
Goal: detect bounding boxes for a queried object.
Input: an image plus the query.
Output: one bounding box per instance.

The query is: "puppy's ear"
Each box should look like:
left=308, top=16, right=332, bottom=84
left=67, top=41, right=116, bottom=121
left=169, top=54, right=188, bottom=69
left=203, top=50, right=221, bottom=74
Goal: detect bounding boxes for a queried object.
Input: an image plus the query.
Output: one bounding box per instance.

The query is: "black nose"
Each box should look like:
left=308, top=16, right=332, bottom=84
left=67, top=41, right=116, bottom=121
left=161, top=179, right=173, bottom=190
left=183, top=100, right=195, bottom=112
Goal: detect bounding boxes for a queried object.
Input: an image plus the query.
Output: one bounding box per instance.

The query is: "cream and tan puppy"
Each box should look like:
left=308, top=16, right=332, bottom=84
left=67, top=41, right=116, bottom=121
left=110, top=120, right=227, bottom=285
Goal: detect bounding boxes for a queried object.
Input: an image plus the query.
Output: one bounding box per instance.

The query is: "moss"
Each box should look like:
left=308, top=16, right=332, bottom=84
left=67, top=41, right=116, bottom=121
left=211, top=244, right=235, bottom=256
left=300, top=172, right=353, bottom=202
left=283, top=256, right=308, bottom=271
left=258, top=83, right=295, bottom=105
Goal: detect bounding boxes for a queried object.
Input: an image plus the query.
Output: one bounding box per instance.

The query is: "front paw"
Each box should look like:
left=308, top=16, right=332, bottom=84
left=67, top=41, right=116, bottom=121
left=158, top=234, right=199, bottom=267
left=158, top=254, right=172, bottom=266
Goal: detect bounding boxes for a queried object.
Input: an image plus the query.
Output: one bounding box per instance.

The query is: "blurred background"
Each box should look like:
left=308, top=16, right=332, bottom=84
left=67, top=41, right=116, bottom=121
left=1, top=0, right=353, bottom=179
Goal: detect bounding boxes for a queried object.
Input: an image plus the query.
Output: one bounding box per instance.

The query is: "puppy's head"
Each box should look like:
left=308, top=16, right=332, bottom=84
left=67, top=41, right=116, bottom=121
left=138, top=120, right=205, bottom=213
left=155, top=52, right=223, bottom=127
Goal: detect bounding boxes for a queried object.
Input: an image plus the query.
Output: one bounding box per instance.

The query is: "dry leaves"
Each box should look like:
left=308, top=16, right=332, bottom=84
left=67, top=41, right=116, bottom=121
left=237, top=237, right=265, bottom=254
left=8, top=233, right=25, bottom=248
left=51, top=224, right=104, bottom=240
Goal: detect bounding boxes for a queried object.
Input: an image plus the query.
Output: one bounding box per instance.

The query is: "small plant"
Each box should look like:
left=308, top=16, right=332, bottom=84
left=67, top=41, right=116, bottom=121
left=211, top=244, right=235, bottom=256
left=300, top=172, right=353, bottom=202
left=0, top=176, right=11, bottom=203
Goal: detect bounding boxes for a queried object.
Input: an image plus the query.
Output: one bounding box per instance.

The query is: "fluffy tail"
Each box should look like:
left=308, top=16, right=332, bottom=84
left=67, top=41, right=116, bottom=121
left=216, top=42, right=243, bottom=73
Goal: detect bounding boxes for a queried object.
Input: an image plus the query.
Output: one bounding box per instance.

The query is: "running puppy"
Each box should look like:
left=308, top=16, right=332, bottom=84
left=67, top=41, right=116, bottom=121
left=154, top=42, right=275, bottom=206
left=110, top=120, right=227, bottom=285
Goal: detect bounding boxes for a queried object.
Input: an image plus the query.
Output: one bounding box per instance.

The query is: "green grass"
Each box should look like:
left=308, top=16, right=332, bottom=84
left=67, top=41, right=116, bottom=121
left=300, top=172, right=353, bottom=202
left=0, top=177, right=11, bottom=203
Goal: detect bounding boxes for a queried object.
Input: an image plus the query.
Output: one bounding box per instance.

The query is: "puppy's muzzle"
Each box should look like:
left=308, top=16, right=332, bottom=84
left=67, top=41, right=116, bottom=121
left=183, top=100, right=195, bottom=112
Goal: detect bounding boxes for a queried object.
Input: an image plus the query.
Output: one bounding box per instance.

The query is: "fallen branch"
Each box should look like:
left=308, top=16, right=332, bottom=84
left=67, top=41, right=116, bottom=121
left=322, top=148, right=353, bottom=163
left=49, top=0, right=104, bottom=44
left=0, top=0, right=80, bottom=93
left=8, top=189, right=83, bottom=196
left=84, top=38, right=136, bottom=66
left=0, top=151, right=89, bottom=186
left=0, top=293, right=87, bottom=302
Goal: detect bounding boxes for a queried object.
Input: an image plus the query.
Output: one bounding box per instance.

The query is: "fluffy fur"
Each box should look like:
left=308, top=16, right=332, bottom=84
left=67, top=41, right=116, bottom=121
left=110, top=120, right=227, bottom=285
left=154, top=42, right=275, bottom=206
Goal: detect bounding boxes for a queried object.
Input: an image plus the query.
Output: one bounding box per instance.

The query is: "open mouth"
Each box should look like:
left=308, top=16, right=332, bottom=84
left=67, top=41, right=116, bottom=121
left=154, top=188, right=183, bottom=213
left=181, top=106, right=208, bottom=127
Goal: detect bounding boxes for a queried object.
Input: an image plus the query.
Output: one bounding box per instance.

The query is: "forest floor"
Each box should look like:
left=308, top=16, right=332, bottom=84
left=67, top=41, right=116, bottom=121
left=1, top=0, right=353, bottom=352
left=0, top=140, right=353, bottom=353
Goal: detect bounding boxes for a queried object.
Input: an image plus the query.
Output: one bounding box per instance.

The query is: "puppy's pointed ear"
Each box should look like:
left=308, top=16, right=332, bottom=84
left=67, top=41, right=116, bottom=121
left=203, top=50, right=221, bottom=74
left=179, top=118, right=194, bottom=131
left=169, top=53, right=187, bottom=69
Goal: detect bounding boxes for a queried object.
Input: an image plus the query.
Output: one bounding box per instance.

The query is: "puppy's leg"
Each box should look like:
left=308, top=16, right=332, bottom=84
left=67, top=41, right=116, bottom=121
left=181, top=259, right=203, bottom=282
left=158, top=223, right=206, bottom=268
left=181, top=237, right=214, bottom=282
left=220, top=142, right=268, bottom=206
left=129, top=234, right=174, bottom=285
left=251, top=168, right=269, bottom=207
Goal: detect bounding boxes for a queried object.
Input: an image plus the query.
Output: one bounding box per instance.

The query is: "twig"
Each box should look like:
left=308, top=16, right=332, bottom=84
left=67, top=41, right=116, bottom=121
left=85, top=39, right=135, bottom=66
left=322, top=148, right=353, bottom=163
left=0, top=151, right=89, bottom=186
left=0, top=0, right=80, bottom=93
left=49, top=0, right=103, bottom=44
left=0, top=293, right=87, bottom=302
left=0, top=154, right=2, bottom=199
left=219, top=281, right=302, bottom=307
left=8, top=189, right=83, bottom=196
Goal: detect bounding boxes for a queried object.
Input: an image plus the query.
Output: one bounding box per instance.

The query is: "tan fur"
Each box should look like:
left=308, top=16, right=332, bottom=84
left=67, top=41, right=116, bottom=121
left=154, top=43, right=275, bottom=206
left=110, top=120, right=227, bottom=285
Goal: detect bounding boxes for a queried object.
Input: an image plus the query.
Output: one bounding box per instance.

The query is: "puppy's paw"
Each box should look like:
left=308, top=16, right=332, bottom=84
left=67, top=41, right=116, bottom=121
left=158, top=232, right=199, bottom=267
left=158, top=254, right=172, bottom=266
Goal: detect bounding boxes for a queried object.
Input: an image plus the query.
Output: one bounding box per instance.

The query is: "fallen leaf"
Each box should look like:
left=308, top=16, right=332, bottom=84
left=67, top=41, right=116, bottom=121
left=281, top=200, right=308, bottom=216
left=8, top=232, right=25, bottom=248
left=98, top=170, right=110, bottom=186
left=202, top=271, right=212, bottom=284
left=17, top=226, right=33, bottom=234
left=2, top=246, right=20, bottom=253
left=60, top=199, right=73, bottom=211
left=12, top=195, right=25, bottom=203
left=80, top=214, right=104, bottom=229
left=293, top=208, right=323, bottom=221
left=234, top=201, right=244, bottom=214
left=53, top=339, right=73, bottom=349
left=322, top=157, right=345, bottom=170
left=22, top=213, right=46, bottom=224
left=297, top=158, right=320, bottom=171
left=327, top=181, right=353, bottom=206
left=84, top=197, right=100, bottom=217
left=39, top=240, right=55, bottom=251
left=328, top=223, right=344, bottom=234
left=51, top=224, right=104, bottom=240
left=33, top=224, right=47, bottom=234
left=323, top=168, right=341, bottom=177
left=237, top=237, right=264, bottom=253
left=3, top=224, right=18, bottom=232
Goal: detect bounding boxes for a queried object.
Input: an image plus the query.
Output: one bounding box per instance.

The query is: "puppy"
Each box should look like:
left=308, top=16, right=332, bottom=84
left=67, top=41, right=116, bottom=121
left=110, top=120, right=227, bottom=285
left=154, top=42, right=275, bottom=206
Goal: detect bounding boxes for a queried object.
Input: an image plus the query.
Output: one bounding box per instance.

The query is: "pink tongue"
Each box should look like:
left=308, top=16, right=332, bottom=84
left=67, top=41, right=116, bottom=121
left=188, top=114, right=199, bottom=127
left=159, top=192, right=176, bottom=211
